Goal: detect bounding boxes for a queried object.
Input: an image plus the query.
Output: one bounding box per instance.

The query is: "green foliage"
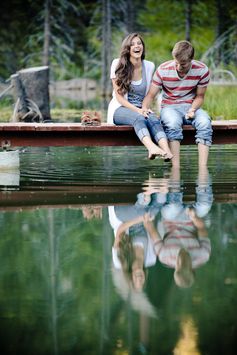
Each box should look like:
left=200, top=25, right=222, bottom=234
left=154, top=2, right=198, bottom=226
left=139, top=0, right=217, bottom=63
left=0, top=0, right=236, bottom=80
left=204, top=85, right=237, bottom=120
left=0, top=84, right=236, bottom=121
left=0, top=0, right=236, bottom=120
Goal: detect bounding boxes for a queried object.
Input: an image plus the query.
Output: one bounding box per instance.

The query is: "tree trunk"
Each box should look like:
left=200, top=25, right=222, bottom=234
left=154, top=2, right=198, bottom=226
left=235, top=21, right=237, bottom=65
left=43, top=0, right=51, bottom=67
left=185, top=0, right=192, bottom=42
left=215, top=0, right=231, bottom=64
left=101, top=0, right=111, bottom=109
left=124, top=0, right=135, bottom=34
left=11, top=66, right=51, bottom=122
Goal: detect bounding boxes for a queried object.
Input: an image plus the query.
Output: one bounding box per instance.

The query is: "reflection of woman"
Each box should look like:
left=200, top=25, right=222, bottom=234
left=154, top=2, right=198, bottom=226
left=109, top=205, right=157, bottom=318
left=107, top=33, right=173, bottom=160
left=109, top=206, right=156, bottom=292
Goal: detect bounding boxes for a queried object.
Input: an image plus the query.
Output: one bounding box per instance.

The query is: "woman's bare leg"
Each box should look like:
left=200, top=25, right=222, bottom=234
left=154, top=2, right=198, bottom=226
left=142, top=136, right=166, bottom=160
left=158, top=138, right=173, bottom=160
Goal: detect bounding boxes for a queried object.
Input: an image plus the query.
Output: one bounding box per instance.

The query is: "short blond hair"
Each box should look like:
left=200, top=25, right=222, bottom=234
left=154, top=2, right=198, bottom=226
left=174, top=269, right=195, bottom=288
left=172, top=40, right=194, bottom=61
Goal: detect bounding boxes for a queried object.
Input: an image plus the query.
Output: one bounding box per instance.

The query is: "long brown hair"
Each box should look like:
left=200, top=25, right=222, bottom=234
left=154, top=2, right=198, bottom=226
left=117, top=233, right=147, bottom=288
left=115, top=33, right=145, bottom=95
left=117, top=233, right=135, bottom=275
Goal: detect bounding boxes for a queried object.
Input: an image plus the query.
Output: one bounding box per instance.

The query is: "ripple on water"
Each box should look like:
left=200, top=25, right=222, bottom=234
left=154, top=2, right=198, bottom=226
left=1, top=145, right=236, bottom=191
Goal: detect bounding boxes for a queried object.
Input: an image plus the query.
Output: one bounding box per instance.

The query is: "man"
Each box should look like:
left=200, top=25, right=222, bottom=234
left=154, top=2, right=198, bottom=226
left=142, top=40, right=213, bottom=167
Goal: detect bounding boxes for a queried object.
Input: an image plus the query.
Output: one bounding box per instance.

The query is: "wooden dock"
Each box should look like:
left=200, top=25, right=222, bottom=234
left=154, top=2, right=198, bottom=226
left=0, top=120, right=236, bottom=148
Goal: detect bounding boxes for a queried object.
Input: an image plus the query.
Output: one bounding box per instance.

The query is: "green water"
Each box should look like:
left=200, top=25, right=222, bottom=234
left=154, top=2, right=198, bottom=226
left=0, top=145, right=236, bottom=354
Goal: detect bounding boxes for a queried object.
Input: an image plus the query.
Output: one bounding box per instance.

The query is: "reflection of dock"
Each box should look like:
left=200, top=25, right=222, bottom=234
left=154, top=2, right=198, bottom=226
left=0, top=120, right=236, bottom=148
left=0, top=184, right=236, bottom=211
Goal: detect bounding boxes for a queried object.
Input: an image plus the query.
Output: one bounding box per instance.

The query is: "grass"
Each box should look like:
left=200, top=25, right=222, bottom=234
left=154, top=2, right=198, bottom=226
left=0, top=107, right=89, bottom=123
left=0, top=85, right=236, bottom=122
left=203, top=85, right=237, bottom=120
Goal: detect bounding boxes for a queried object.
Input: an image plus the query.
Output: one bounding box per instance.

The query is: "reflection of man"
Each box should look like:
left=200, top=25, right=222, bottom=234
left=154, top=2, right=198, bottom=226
left=147, top=166, right=213, bottom=288
left=154, top=207, right=211, bottom=288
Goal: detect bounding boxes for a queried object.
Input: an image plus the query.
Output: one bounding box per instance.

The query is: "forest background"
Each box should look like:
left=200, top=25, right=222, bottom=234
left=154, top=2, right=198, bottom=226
left=0, top=0, right=237, bottom=120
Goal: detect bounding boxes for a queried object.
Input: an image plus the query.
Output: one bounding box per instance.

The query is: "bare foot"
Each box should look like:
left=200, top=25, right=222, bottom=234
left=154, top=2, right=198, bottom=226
left=148, top=147, right=166, bottom=160
left=163, top=151, right=174, bottom=162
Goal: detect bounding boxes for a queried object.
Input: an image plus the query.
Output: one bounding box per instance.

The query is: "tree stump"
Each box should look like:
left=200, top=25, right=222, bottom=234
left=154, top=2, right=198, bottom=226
left=11, top=66, right=51, bottom=122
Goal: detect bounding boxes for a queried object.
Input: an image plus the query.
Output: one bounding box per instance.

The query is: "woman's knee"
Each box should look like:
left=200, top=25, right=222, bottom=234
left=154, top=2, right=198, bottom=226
left=114, top=108, right=144, bottom=125
left=146, top=114, right=162, bottom=126
left=134, top=114, right=148, bottom=128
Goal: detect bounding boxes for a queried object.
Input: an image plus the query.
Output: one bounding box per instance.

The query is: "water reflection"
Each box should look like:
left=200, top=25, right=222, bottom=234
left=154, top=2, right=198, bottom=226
left=108, top=166, right=213, bottom=309
left=0, top=151, right=237, bottom=354
left=173, top=314, right=200, bottom=354
left=154, top=166, right=212, bottom=288
left=105, top=166, right=213, bottom=353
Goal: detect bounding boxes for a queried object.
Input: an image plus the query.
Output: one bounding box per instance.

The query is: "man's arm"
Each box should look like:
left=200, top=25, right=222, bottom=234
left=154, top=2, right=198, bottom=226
left=186, top=208, right=208, bottom=237
left=186, top=86, right=207, bottom=119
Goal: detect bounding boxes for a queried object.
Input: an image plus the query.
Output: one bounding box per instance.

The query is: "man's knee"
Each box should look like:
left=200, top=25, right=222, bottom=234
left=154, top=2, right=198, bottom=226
left=161, top=110, right=182, bottom=129
left=194, top=110, right=212, bottom=130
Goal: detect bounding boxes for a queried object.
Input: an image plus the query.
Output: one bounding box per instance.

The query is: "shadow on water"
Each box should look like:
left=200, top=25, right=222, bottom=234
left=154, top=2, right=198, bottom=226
left=0, top=144, right=237, bottom=354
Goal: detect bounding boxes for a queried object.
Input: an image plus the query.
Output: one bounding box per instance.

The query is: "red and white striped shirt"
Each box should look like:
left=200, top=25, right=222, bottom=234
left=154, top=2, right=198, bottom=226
left=155, top=220, right=211, bottom=269
left=152, top=60, right=210, bottom=106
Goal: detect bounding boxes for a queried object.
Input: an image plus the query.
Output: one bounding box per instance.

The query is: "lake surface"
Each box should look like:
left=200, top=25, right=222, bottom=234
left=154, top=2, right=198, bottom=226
left=0, top=145, right=237, bottom=355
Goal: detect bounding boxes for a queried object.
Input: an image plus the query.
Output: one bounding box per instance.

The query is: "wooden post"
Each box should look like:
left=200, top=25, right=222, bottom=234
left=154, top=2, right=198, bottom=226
left=11, top=66, right=51, bottom=122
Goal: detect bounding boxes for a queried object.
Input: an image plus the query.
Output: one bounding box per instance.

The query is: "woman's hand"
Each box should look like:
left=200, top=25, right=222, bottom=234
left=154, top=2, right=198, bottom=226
left=136, top=108, right=148, bottom=117
left=140, top=107, right=153, bottom=117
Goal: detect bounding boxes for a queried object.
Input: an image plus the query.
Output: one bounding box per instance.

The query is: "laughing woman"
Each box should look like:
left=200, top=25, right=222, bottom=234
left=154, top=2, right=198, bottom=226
left=107, top=33, right=173, bottom=160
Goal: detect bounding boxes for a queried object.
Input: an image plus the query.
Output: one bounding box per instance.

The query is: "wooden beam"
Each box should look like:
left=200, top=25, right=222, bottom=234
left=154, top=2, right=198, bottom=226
left=0, top=120, right=236, bottom=148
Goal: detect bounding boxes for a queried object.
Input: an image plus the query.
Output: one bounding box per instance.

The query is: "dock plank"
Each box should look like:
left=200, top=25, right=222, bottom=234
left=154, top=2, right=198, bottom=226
left=0, top=120, right=236, bottom=147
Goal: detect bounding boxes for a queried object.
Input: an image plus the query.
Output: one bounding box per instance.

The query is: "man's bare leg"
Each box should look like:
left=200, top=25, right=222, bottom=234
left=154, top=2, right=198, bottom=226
left=169, top=140, right=180, bottom=167
left=198, top=143, right=209, bottom=166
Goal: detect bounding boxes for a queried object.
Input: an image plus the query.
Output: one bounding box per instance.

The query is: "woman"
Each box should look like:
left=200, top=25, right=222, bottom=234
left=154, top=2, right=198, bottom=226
left=107, top=33, right=173, bottom=160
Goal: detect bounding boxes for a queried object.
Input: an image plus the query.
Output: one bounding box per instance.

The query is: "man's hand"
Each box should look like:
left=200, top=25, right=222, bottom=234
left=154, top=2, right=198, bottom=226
left=185, top=108, right=195, bottom=119
left=186, top=207, right=207, bottom=236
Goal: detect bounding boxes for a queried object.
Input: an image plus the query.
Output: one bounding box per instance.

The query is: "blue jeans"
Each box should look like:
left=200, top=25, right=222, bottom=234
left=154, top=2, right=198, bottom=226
left=114, top=107, right=167, bottom=143
left=160, top=104, right=213, bottom=146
